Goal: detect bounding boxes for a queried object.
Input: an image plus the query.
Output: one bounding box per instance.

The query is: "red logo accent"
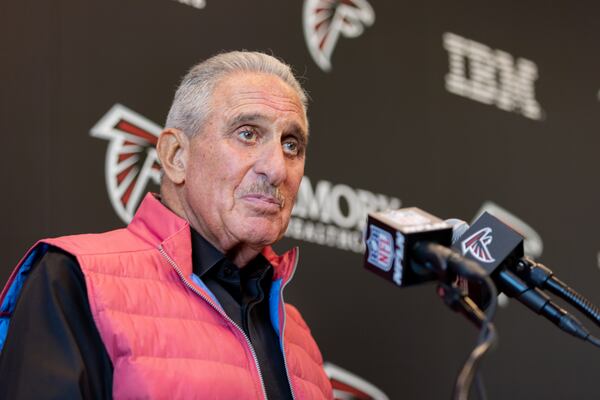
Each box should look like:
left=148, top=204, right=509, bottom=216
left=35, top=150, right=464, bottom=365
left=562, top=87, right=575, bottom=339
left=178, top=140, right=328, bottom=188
left=461, top=227, right=496, bottom=264
left=90, top=104, right=162, bottom=223
left=324, top=362, right=389, bottom=400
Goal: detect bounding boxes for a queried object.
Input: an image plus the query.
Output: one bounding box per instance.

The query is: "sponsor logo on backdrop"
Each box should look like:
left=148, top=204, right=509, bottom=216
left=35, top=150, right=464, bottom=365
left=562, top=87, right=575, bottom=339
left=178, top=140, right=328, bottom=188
left=324, top=362, right=390, bottom=400
left=91, top=105, right=401, bottom=255
left=286, top=177, right=401, bottom=253
left=474, top=201, right=543, bottom=258
left=91, top=104, right=162, bottom=223
left=461, top=227, right=495, bottom=263
left=174, top=0, right=206, bottom=9
left=303, top=0, right=375, bottom=72
left=443, top=32, right=542, bottom=120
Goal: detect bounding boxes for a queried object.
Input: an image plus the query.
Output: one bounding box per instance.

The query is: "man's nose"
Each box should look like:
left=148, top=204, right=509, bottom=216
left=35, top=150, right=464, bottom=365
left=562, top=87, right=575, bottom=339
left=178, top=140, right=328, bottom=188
left=254, top=140, right=287, bottom=186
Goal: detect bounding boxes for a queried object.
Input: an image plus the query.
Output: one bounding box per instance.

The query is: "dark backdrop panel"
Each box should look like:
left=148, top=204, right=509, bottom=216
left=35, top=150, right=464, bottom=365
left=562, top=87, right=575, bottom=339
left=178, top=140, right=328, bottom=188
left=2, top=1, right=600, bottom=398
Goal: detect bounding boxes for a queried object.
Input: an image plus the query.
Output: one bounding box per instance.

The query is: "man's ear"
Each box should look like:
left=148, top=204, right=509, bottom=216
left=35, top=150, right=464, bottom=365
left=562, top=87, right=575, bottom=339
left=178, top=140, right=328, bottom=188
left=157, top=128, right=188, bottom=184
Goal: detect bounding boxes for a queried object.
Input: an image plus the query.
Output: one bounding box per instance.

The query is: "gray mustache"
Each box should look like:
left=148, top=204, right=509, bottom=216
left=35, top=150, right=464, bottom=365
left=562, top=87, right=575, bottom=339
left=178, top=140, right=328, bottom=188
left=240, top=181, right=285, bottom=208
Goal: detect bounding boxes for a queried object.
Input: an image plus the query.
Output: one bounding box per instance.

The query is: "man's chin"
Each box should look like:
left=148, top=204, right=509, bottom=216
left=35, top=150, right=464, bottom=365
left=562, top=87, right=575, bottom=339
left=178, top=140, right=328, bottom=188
left=235, top=218, right=284, bottom=247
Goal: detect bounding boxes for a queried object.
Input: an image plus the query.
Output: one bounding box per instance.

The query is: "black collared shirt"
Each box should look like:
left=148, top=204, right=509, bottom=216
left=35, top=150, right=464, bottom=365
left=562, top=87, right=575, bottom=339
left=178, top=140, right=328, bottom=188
left=0, top=232, right=293, bottom=399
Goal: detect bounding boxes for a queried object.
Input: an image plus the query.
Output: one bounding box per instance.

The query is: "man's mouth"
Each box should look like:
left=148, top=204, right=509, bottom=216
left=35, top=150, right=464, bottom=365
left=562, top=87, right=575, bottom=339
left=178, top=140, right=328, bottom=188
left=241, top=193, right=284, bottom=211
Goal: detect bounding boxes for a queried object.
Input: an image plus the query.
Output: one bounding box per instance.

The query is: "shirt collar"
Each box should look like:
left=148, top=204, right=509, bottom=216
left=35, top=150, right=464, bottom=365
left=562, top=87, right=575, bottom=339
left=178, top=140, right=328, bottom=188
left=190, top=228, right=226, bottom=278
left=190, top=228, right=273, bottom=280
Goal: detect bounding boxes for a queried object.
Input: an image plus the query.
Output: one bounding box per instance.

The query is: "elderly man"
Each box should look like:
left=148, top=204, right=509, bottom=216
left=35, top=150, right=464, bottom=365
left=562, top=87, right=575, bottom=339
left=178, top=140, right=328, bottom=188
left=0, top=51, right=333, bottom=399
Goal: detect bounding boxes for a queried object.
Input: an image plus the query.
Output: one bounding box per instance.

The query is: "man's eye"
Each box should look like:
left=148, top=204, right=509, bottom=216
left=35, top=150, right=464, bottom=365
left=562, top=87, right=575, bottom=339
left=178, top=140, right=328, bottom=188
left=238, top=128, right=257, bottom=143
left=282, top=139, right=300, bottom=156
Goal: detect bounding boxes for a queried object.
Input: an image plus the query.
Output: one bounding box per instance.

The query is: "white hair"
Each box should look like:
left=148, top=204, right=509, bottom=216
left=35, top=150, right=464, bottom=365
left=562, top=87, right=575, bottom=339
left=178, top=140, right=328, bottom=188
left=165, top=51, right=308, bottom=136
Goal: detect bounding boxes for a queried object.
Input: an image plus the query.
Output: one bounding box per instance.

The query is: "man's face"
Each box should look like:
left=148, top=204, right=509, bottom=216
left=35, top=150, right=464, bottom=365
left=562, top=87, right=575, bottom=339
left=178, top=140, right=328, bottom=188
left=182, top=72, right=308, bottom=253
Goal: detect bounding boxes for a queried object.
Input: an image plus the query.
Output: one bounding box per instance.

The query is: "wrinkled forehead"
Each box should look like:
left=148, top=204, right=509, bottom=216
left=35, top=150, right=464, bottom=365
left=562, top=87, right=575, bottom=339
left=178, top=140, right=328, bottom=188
left=212, top=72, right=308, bottom=130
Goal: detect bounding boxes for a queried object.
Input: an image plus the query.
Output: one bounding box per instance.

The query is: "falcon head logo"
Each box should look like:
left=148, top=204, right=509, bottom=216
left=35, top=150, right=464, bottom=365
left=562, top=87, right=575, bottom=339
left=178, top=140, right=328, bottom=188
left=90, top=104, right=162, bottom=223
left=475, top=201, right=543, bottom=259
left=461, top=227, right=496, bottom=264
left=303, top=0, right=375, bottom=71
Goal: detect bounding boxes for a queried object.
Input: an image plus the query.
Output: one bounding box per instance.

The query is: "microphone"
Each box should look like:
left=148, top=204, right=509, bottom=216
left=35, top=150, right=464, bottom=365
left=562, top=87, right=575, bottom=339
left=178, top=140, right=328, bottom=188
left=363, top=208, right=483, bottom=287
left=364, top=207, right=451, bottom=287
left=453, top=212, right=598, bottom=344
left=364, top=208, right=501, bottom=400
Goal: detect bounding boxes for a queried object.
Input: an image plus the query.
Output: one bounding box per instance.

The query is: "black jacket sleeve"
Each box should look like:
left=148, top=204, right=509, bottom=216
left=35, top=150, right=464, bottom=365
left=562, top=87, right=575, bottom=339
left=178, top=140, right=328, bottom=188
left=0, top=247, right=113, bottom=399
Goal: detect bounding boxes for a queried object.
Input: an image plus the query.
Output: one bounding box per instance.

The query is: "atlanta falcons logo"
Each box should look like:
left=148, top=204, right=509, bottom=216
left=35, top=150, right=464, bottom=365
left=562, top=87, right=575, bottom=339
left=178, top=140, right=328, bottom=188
left=90, top=104, right=162, bottom=223
left=461, top=227, right=496, bottom=264
left=303, top=0, right=375, bottom=72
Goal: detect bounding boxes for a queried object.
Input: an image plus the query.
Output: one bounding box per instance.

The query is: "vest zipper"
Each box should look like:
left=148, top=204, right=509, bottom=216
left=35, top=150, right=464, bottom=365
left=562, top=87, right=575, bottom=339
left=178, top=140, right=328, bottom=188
left=278, top=249, right=299, bottom=400
left=158, top=245, right=268, bottom=400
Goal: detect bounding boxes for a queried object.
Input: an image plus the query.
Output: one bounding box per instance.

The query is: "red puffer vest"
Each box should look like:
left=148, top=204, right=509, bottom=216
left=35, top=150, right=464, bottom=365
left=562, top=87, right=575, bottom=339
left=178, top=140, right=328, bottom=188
left=0, top=194, right=333, bottom=399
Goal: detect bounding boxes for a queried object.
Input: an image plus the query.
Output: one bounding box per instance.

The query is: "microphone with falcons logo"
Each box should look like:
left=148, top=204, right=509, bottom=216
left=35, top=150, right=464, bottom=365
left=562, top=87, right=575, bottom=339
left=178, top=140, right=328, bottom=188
left=364, top=210, right=500, bottom=400
left=453, top=212, right=600, bottom=347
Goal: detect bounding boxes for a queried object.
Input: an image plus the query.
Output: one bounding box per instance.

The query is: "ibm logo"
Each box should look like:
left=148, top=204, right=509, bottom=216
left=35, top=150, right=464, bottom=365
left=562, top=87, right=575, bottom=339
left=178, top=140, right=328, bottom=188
left=443, top=32, right=542, bottom=120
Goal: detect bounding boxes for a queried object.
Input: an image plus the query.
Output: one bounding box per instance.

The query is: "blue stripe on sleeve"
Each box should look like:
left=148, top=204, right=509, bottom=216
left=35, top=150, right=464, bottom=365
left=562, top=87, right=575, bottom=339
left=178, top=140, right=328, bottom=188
left=0, top=244, right=49, bottom=351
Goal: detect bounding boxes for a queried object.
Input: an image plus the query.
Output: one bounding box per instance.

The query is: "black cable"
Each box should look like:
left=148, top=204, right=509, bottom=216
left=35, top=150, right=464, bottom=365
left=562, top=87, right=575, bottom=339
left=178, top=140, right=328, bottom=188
left=497, top=269, right=600, bottom=348
left=545, top=277, right=600, bottom=328
left=419, top=244, right=499, bottom=400
left=454, top=322, right=496, bottom=400
left=514, top=258, right=600, bottom=328
left=453, top=274, right=498, bottom=400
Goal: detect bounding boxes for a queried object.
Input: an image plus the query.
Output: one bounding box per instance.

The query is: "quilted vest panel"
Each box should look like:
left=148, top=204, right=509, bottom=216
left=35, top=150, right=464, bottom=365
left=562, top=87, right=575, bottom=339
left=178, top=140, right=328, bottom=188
left=30, top=194, right=334, bottom=399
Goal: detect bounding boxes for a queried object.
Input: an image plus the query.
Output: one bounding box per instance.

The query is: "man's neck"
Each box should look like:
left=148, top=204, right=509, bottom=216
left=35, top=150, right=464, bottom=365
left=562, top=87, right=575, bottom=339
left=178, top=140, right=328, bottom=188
left=225, top=245, right=263, bottom=268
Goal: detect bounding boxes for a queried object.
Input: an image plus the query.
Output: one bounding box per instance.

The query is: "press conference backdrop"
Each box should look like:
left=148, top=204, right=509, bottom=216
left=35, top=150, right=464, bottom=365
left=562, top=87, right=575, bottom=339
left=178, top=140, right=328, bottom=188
left=2, top=1, right=600, bottom=398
